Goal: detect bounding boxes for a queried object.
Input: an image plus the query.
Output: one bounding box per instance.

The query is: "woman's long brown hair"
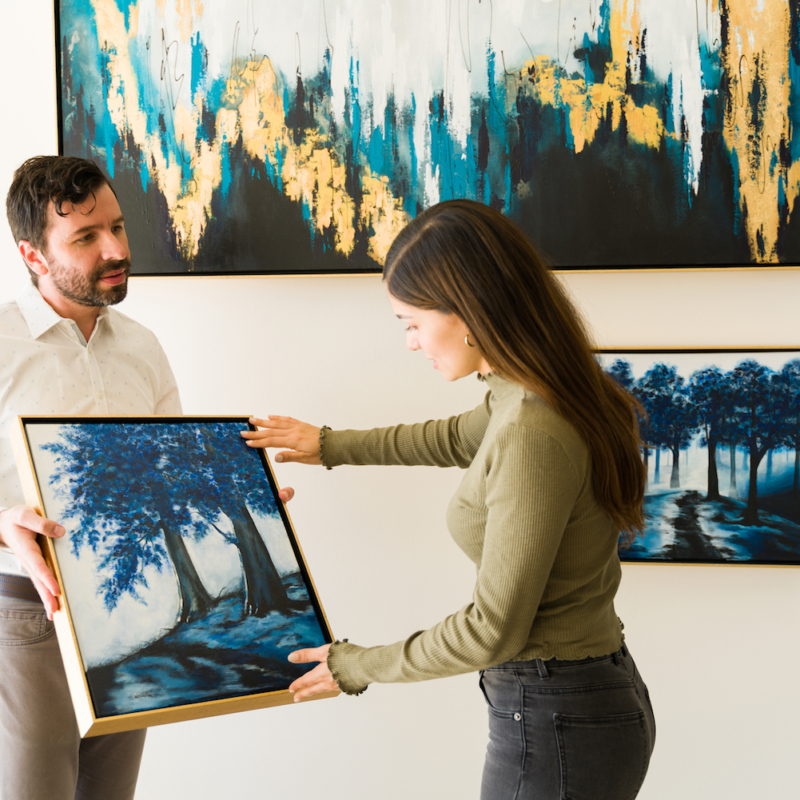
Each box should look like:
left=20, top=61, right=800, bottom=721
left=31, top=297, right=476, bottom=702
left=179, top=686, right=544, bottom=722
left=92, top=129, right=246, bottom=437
left=384, top=199, right=646, bottom=537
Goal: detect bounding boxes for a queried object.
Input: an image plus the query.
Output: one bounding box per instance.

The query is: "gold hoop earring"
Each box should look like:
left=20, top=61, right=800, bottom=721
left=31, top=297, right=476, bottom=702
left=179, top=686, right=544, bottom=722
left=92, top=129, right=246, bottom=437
left=465, top=334, right=475, bottom=348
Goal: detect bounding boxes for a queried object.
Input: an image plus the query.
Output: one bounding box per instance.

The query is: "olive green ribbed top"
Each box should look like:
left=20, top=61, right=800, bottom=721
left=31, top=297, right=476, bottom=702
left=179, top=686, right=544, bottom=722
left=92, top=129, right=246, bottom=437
left=323, top=373, right=624, bottom=696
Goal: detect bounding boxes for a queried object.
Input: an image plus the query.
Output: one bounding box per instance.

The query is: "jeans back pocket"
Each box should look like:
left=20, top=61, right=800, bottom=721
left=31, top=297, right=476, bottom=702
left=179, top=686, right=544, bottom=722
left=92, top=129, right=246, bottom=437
left=554, top=709, right=650, bottom=800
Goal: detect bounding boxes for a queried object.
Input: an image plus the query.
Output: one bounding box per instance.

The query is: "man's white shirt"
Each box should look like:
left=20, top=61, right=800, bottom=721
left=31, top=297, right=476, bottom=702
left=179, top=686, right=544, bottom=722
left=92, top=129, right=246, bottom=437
left=0, top=283, right=181, bottom=575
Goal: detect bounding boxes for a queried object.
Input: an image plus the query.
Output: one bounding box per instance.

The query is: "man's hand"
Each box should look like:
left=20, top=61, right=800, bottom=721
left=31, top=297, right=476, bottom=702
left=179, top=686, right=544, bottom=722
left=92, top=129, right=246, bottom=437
left=0, top=506, right=64, bottom=618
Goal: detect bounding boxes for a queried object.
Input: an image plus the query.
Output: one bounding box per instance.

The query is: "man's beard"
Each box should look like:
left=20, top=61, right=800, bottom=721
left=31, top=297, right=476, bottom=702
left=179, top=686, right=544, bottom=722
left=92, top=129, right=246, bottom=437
left=47, top=258, right=131, bottom=307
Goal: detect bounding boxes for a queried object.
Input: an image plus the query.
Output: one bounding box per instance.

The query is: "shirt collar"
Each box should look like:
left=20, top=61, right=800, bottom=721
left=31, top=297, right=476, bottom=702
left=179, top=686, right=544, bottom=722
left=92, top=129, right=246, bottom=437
left=16, top=282, right=116, bottom=341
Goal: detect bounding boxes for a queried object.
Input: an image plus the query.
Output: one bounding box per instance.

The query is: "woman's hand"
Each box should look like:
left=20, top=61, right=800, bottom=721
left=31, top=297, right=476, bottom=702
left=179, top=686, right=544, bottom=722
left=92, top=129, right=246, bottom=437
left=241, top=416, right=323, bottom=466
left=287, top=643, right=339, bottom=701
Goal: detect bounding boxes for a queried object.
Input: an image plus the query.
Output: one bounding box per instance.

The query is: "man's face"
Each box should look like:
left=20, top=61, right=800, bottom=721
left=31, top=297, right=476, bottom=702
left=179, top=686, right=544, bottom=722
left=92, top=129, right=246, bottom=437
left=39, top=183, right=131, bottom=307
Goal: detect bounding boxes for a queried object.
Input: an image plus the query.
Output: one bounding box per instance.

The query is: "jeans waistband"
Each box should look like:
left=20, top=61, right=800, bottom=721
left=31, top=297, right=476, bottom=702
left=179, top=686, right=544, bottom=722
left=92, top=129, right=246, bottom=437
left=0, top=574, right=41, bottom=603
left=487, top=643, right=630, bottom=678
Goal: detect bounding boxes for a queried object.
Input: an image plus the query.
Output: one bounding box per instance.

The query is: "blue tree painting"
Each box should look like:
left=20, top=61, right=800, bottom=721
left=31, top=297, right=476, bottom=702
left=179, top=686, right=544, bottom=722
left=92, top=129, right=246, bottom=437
left=600, top=351, right=800, bottom=564
left=24, top=419, right=330, bottom=718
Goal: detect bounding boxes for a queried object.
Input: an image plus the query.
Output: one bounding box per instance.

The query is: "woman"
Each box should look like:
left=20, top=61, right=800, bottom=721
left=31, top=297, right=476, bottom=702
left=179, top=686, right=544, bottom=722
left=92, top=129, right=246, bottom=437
left=242, top=199, right=655, bottom=799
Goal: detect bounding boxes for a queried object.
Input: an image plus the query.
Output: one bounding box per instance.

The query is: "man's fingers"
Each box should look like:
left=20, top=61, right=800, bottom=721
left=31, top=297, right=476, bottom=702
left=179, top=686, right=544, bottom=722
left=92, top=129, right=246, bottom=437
left=278, top=486, right=295, bottom=503
left=14, top=543, right=60, bottom=618
left=3, top=506, right=64, bottom=538
left=28, top=572, right=60, bottom=619
left=37, top=518, right=66, bottom=539
left=15, top=538, right=60, bottom=595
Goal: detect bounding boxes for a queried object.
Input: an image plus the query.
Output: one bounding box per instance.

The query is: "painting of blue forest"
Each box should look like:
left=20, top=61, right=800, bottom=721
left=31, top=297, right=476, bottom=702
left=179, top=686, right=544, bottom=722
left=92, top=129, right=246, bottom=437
left=25, top=419, right=330, bottom=718
left=599, top=351, right=800, bottom=565
left=57, top=0, right=800, bottom=273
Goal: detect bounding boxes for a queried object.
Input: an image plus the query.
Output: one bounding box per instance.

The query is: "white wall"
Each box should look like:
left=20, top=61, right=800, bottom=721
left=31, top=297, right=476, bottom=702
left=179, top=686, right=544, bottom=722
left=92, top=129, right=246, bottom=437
left=2, top=4, right=799, bottom=798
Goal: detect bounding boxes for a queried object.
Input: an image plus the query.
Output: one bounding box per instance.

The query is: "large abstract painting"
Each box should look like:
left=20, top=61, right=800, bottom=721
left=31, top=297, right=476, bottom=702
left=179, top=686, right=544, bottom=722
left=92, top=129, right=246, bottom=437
left=56, top=1, right=800, bottom=274
left=598, top=350, right=800, bottom=565
left=12, top=416, right=335, bottom=736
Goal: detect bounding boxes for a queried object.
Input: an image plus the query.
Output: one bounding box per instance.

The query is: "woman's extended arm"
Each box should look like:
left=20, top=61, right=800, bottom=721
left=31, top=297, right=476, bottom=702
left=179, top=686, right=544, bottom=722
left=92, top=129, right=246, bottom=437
left=242, top=391, right=493, bottom=469
left=289, top=421, right=600, bottom=698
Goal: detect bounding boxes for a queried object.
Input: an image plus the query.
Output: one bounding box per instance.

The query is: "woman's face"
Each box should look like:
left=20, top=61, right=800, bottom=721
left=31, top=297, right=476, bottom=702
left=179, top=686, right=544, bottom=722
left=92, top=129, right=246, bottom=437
left=388, top=292, right=492, bottom=381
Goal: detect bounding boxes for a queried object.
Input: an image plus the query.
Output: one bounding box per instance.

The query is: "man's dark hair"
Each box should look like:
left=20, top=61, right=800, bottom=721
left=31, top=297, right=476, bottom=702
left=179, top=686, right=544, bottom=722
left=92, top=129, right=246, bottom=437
left=6, top=156, right=115, bottom=286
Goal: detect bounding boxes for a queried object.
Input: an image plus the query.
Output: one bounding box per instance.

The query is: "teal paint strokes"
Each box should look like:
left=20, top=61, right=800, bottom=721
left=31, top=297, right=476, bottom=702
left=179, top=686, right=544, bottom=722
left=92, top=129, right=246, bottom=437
left=191, top=32, right=208, bottom=101
left=57, top=1, right=800, bottom=271
left=139, top=158, right=150, bottom=194
left=407, top=93, right=419, bottom=212
left=367, top=120, right=385, bottom=176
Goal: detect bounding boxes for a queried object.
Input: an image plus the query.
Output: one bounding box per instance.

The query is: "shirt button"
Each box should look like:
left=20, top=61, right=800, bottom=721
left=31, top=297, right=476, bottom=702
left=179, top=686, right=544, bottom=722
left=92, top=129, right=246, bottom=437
left=97, top=392, right=104, bottom=400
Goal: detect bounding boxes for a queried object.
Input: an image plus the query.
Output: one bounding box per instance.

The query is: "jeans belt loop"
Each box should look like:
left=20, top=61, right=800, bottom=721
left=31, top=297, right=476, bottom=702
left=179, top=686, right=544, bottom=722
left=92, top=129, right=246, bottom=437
left=535, top=658, right=550, bottom=679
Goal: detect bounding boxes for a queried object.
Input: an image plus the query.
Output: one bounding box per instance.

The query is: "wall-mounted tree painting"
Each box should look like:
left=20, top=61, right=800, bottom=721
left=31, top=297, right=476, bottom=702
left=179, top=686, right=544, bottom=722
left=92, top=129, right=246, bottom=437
left=56, top=1, right=800, bottom=274
left=12, top=416, right=335, bottom=737
left=598, top=350, right=800, bottom=565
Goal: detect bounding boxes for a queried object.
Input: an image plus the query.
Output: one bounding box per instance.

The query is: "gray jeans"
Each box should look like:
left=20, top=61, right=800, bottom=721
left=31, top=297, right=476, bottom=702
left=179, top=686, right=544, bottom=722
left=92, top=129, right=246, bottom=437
left=0, top=594, right=145, bottom=800
left=479, top=643, right=656, bottom=800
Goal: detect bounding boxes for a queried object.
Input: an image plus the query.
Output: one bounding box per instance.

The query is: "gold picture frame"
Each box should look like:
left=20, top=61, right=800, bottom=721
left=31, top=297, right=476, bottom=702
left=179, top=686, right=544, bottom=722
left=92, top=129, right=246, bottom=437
left=12, top=415, right=337, bottom=737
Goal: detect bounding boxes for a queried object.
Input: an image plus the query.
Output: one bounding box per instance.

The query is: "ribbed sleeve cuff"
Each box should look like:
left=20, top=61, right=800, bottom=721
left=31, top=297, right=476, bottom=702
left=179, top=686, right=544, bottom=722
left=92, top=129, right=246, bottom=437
left=319, top=425, right=333, bottom=469
left=318, top=428, right=358, bottom=469
left=328, top=639, right=370, bottom=696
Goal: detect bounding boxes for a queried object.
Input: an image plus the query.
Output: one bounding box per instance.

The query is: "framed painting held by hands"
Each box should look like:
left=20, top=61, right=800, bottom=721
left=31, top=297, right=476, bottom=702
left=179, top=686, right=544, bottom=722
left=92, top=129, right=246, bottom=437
left=11, top=415, right=336, bottom=737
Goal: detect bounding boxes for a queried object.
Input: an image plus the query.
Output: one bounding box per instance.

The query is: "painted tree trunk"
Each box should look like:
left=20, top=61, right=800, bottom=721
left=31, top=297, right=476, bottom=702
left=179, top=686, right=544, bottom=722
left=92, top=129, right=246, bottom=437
left=152, top=483, right=213, bottom=624
left=655, top=449, right=661, bottom=482
left=706, top=437, right=720, bottom=501
left=729, top=444, right=737, bottom=494
left=160, top=521, right=213, bottom=624
left=794, top=446, right=799, bottom=498
left=229, top=503, right=289, bottom=617
left=670, top=447, right=680, bottom=488
left=743, top=445, right=764, bottom=526
left=643, top=448, right=650, bottom=486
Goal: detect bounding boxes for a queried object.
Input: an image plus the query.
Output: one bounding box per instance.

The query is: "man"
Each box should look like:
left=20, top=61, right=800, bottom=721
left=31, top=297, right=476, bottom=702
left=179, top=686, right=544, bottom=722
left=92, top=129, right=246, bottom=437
left=0, top=155, right=180, bottom=798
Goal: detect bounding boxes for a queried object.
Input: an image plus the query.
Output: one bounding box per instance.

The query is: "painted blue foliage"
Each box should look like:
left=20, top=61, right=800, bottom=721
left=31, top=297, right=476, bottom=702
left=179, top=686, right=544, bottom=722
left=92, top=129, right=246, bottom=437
left=44, top=422, right=283, bottom=615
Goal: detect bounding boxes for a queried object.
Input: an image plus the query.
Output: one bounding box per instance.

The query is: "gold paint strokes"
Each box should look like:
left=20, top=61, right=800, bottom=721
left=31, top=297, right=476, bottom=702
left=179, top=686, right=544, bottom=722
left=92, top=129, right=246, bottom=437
left=722, top=0, right=792, bottom=262
left=127, top=3, right=139, bottom=38
left=513, top=0, right=664, bottom=155
left=176, top=0, right=203, bottom=42
left=90, top=1, right=406, bottom=267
